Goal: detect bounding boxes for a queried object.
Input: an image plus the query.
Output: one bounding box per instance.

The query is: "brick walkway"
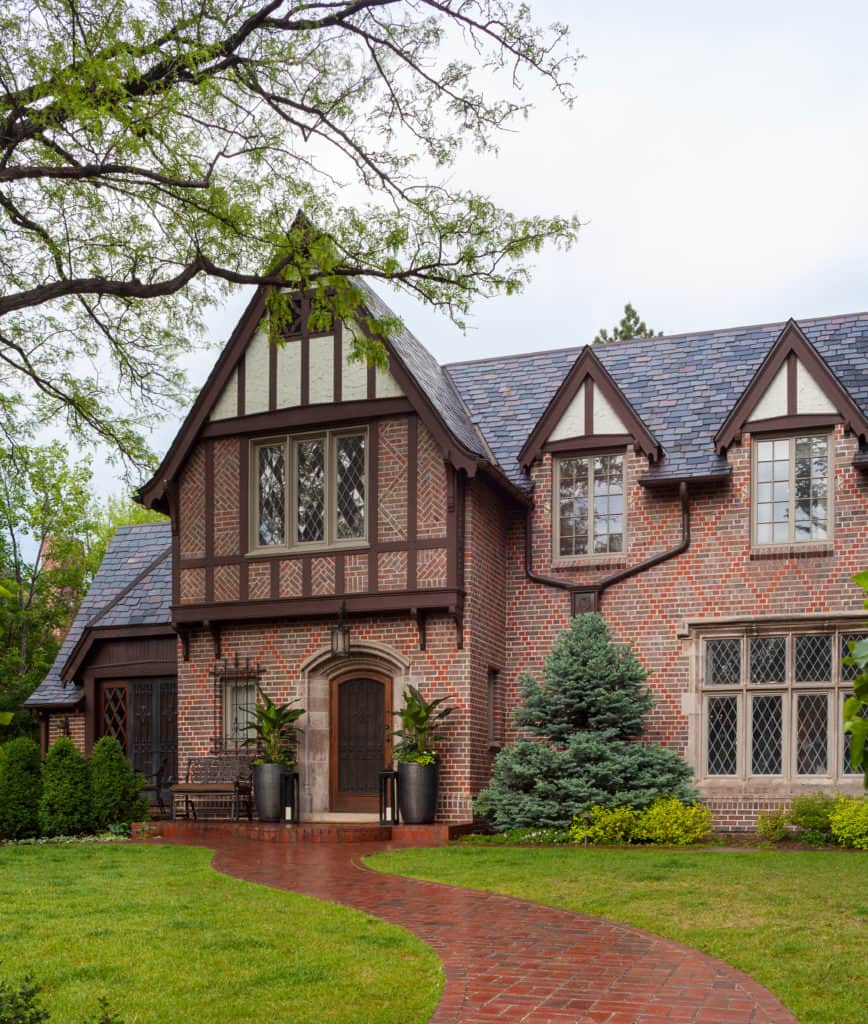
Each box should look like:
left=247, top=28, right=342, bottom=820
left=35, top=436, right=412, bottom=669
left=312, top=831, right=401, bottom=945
left=168, top=835, right=798, bottom=1024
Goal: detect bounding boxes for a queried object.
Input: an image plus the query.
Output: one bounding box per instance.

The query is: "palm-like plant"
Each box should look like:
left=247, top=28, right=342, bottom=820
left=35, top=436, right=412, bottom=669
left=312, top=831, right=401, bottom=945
left=244, top=688, right=304, bottom=766
left=391, top=685, right=454, bottom=765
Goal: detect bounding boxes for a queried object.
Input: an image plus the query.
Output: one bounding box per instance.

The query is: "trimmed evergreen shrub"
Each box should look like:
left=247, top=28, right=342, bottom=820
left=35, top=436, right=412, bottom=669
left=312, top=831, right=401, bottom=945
left=477, top=615, right=696, bottom=829
left=636, top=796, right=712, bottom=845
left=0, top=736, right=42, bottom=839
left=788, top=793, right=837, bottom=844
left=90, top=737, right=148, bottom=828
left=38, top=737, right=94, bottom=837
left=828, top=797, right=868, bottom=850
left=570, top=804, right=643, bottom=844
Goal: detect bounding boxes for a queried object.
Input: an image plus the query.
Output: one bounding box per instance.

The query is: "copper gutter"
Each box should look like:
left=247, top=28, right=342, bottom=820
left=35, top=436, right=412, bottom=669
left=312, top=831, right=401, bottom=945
left=524, top=481, right=691, bottom=613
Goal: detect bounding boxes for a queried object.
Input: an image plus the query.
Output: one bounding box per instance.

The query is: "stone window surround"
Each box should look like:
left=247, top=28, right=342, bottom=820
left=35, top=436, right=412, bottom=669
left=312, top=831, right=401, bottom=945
left=681, top=613, right=866, bottom=798
left=249, top=425, right=369, bottom=556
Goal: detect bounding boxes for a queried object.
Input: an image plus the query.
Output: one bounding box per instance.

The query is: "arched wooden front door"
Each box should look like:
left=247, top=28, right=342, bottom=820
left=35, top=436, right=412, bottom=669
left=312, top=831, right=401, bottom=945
left=330, top=673, right=391, bottom=812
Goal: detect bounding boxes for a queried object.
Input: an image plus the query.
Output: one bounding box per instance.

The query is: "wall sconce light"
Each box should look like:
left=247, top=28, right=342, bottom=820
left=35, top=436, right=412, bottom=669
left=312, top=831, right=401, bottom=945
left=331, top=602, right=351, bottom=657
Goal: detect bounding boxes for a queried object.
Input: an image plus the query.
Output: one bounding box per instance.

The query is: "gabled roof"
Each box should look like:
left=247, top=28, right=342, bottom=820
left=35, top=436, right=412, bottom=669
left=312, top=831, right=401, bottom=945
left=714, top=319, right=868, bottom=453
left=25, top=524, right=172, bottom=707
left=136, top=281, right=487, bottom=511
left=518, top=345, right=660, bottom=470
left=446, top=311, right=868, bottom=487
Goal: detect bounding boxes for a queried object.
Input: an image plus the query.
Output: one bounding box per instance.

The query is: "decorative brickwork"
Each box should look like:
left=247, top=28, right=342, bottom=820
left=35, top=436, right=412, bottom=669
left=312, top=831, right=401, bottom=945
left=343, top=553, right=368, bottom=593
left=417, top=547, right=448, bottom=589
left=179, top=444, right=206, bottom=559
left=417, top=422, right=448, bottom=538
left=247, top=561, right=271, bottom=600
left=311, top=556, right=336, bottom=595
left=213, top=563, right=240, bottom=603
left=278, top=558, right=303, bottom=598
left=213, top=438, right=241, bottom=556
left=377, top=550, right=408, bottom=591
left=47, top=712, right=86, bottom=753
left=179, top=567, right=206, bottom=604
left=377, top=417, right=408, bottom=542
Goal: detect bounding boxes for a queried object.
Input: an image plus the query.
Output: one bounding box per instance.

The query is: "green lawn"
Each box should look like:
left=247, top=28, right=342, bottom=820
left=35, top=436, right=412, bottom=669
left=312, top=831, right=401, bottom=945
left=366, top=845, right=868, bottom=1024
left=0, top=844, right=441, bottom=1024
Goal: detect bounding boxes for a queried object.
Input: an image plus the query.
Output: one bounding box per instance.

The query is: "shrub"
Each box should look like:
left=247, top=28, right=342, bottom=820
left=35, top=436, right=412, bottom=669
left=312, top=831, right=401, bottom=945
left=0, top=737, right=42, bottom=839
left=477, top=615, right=696, bottom=829
left=570, top=805, right=643, bottom=844
left=0, top=974, right=49, bottom=1024
left=828, top=797, right=868, bottom=850
left=90, top=737, right=148, bottom=828
left=637, top=797, right=712, bottom=845
left=756, top=809, right=789, bottom=843
left=788, top=793, right=837, bottom=844
left=38, top=737, right=93, bottom=837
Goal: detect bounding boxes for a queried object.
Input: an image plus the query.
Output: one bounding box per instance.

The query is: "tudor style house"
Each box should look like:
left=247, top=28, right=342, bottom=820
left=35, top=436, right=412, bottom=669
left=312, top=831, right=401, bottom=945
left=27, top=282, right=868, bottom=829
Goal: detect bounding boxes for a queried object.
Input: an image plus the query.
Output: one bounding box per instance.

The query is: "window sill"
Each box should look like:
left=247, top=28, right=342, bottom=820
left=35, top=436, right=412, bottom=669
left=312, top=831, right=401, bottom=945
left=551, top=555, right=628, bottom=571
left=245, top=542, right=370, bottom=559
left=750, top=542, right=834, bottom=560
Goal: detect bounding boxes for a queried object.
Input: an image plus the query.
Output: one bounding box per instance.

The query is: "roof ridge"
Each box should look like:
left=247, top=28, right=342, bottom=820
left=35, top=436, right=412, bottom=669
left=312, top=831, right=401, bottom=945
left=443, top=309, right=868, bottom=368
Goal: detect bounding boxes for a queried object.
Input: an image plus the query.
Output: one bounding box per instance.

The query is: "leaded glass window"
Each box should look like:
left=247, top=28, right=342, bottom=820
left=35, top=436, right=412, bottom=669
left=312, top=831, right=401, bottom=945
left=701, top=628, right=865, bottom=783
left=296, top=438, right=325, bottom=543
left=258, top=444, right=286, bottom=546
left=556, top=452, right=624, bottom=557
left=754, top=434, right=830, bottom=544
left=335, top=434, right=366, bottom=540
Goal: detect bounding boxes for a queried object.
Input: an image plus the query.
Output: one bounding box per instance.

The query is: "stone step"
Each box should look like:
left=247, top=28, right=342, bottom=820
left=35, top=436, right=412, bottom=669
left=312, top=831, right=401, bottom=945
left=133, top=818, right=475, bottom=846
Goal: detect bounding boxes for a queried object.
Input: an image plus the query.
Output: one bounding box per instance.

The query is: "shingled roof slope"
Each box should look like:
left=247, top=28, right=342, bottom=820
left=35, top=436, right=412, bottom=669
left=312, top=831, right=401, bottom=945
left=445, top=312, right=868, bottom=487
left=25, top=523, right=172, bottom=707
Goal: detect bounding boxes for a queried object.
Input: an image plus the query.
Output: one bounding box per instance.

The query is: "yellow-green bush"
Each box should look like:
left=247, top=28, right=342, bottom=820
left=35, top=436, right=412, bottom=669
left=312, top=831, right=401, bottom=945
left=637, top=797, right=712, bottom=845
left=828, top=796, right=868, bottom=850
left=756, top=808, right=789, bottom=843
left=569, top=804, right=642, bottom=844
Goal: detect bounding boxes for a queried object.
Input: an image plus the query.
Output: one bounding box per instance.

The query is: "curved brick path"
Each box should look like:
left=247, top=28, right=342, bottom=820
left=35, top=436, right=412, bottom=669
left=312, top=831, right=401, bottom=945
left=168, top=835, right=798, bottom=1024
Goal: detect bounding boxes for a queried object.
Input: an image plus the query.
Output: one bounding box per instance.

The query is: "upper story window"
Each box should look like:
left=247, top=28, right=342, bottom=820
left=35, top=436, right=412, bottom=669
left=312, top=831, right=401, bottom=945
left=753, top=434, right=831, bottom=544
left=555, top=451, right=624, bottom=557
left=702, top=629, right=866, bottom=783
left=253, top=428, right=367, bottom=552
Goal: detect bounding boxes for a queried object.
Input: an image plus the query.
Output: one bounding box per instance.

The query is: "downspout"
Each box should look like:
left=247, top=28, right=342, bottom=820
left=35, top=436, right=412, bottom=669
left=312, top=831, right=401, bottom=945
left=525, top=481, right=691, bottom=613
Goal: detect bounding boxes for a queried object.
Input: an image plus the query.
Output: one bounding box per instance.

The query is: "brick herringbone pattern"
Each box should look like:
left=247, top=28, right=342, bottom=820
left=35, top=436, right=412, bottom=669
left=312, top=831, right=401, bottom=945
left=168, top=835, right=798, bottom=1024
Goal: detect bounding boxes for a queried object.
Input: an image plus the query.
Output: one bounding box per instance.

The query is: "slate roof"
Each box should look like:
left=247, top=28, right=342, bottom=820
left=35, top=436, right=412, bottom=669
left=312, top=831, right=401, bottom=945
left=25, top=523, right=172, bottom=707
left=445, top=311, right=868, bottom=487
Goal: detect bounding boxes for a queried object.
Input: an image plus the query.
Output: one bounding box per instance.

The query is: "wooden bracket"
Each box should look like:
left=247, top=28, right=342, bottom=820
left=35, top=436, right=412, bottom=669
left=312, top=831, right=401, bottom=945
left=175, top=624, right=191, bottom=661
left=205, top=620, right=222, bottom=659
left=411, top=608, right=428, bottom=651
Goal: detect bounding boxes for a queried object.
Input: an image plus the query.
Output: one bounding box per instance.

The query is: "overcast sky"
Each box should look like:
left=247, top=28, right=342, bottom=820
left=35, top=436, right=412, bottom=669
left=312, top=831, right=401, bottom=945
left=103, top=0, right=868, bottom=496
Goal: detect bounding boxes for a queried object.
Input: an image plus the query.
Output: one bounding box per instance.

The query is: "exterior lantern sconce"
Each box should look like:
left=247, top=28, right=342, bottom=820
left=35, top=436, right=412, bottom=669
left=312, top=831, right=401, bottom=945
left=331, top=602, right=351, bottom=657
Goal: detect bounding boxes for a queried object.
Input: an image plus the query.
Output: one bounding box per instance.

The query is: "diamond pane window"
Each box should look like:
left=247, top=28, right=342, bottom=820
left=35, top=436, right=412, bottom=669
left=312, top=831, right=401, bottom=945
left=706, top=638, right=741, bottom=686
left=843, top=696, right=868, bottom=774
left=796, top=693, right=828, bottom=775
left=257, top=444, right=286, bottom=546
left=840, top=634, right=863, bottom=682
left=795, top=634, right=833, bottom=683
left=707, top=696, right=738, bottom=775
left=296, top=439, right=325, bottom=543
left=336, top=434, right=366, bottom=540
left=557, top=452, right=624, bottom=557
left=751, top=694, right=783, bottom=775
left=750, top=636, right=786, bottom=684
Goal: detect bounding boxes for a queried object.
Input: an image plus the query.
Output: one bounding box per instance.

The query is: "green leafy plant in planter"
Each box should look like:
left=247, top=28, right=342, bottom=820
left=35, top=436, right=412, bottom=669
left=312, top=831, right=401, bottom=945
left=842, top=570, right=868, bottom=790
left=243, top=688, right=304, bottom=821
left=391, top=685, right=454, bottom=824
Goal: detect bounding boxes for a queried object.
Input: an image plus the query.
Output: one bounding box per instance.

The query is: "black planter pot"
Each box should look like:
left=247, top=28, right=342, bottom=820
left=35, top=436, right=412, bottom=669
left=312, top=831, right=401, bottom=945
left=253, top=763, right=284, bottom=822
left=397, top=761, right=438, bottom=824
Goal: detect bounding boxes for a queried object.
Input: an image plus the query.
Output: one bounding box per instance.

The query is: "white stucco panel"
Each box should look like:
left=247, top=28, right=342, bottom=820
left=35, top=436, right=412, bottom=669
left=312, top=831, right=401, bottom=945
left=548, top=381, right=586, bottom=441
left=593, top=387, right=628, bottom=434
left=342, top=330, right=368, bottom=401
left=308, top=334, right=335, bottom=404
left=210, top=369, right=238, bottom=421
left=374, top=359, right=405, bottom=398
left=244, top=327, right=270, bottom=415
left=749, top=362, right=787, bottom=421
left=796, top=359, right=837, bottom=414
left=276, top=340, right=301, bottom=409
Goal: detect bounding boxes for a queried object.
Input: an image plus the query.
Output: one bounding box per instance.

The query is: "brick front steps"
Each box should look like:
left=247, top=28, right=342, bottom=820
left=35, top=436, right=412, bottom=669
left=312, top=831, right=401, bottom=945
left=133, top=819, right=475, bottom=846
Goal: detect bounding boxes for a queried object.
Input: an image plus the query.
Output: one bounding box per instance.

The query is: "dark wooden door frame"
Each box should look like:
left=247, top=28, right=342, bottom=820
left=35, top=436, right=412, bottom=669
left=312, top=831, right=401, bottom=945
left=329, top=670, right=392, bottom=812
left=97, top=677, right=178, bottom=791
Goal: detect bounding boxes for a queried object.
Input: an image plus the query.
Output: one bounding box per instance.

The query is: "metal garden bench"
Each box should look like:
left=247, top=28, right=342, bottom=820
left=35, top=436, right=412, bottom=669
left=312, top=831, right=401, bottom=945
left=169, top=753, right=253, bottom=821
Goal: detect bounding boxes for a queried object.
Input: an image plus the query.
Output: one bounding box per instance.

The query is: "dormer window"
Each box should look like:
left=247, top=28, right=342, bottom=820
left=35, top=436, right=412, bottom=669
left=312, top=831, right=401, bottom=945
left=252, top=428, right=367, bottom=552
left=555, top=452, right=624, bottom=557
left=753, top=434, right=831, bottom=544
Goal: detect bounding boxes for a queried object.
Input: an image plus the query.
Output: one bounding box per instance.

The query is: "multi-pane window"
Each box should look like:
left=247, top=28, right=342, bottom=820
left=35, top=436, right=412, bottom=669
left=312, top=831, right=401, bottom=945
left=702, top=629, right=864, bottom=782
left=224, top=682, right=256, bottom=744
left=556, top=452, right=624, bottom=557
left=253, top=429, right=366, bottom=550
left=753, top=435, right=831, bottom=544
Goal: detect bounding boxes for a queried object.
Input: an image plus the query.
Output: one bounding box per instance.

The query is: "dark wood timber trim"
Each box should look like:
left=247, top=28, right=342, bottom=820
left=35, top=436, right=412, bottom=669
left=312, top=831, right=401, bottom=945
left=302, top=556, right=312, bottom=598
left=88, top=660, right=176, bottom=680
left=543, top=434, right=634, bottom=455
left=63, top=624, right=177, bottom=683
left=239, top=438, right=250, bottom=601
left=177, top=537, right=445, bottom=570
left=268, top=338, right=278, bottom=411
left=744, top=414, right=842, bottom=434
left=199, top=397, right=414, bottom=440
left=205, top=440, right=215, bottom=602
left=407, top=414, right=418, bottom=590
left=168, top=481, right=180, bottom=611
left=446, top=466, right=457, bottom=590
left=367, top=361, right=376, bottom=400
left=300, top=295, right=310, bottom=406
left=852, top=449, right=868, bottom=470
left=270, top=559, right=279, bottom=600
left=368, top=419, right=379, bottom=593
left=715, top=319, right=868, bottom=453
left=172, top=587, right=464, bottom=625
left=786, top=352, right=797, bottom=415
left=519, top=346, right=661, bottom=469
left=639, top=469, right=731, bottom=489
left=335, top=553, right=345, bottom=594
left=456, top=470, right=466, bottom=593
left=333, top=319, right=343, bottom=404
left=236, top=347, right=246, bottom=417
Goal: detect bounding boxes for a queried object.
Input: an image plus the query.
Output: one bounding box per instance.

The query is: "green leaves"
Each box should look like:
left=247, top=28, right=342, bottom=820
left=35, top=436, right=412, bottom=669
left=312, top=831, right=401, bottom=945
left=243, top=687, right=304, bottom=766
left=391, top=684, right=454, bottom=764
left=843, top=571, right=868, bottom=786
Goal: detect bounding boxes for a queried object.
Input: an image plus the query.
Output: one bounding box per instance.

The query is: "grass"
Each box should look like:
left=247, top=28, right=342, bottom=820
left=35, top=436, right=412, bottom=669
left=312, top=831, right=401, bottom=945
left=366, top=844, right=868, bottom=1024
left=0, top=843, right=441, bottom=1024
